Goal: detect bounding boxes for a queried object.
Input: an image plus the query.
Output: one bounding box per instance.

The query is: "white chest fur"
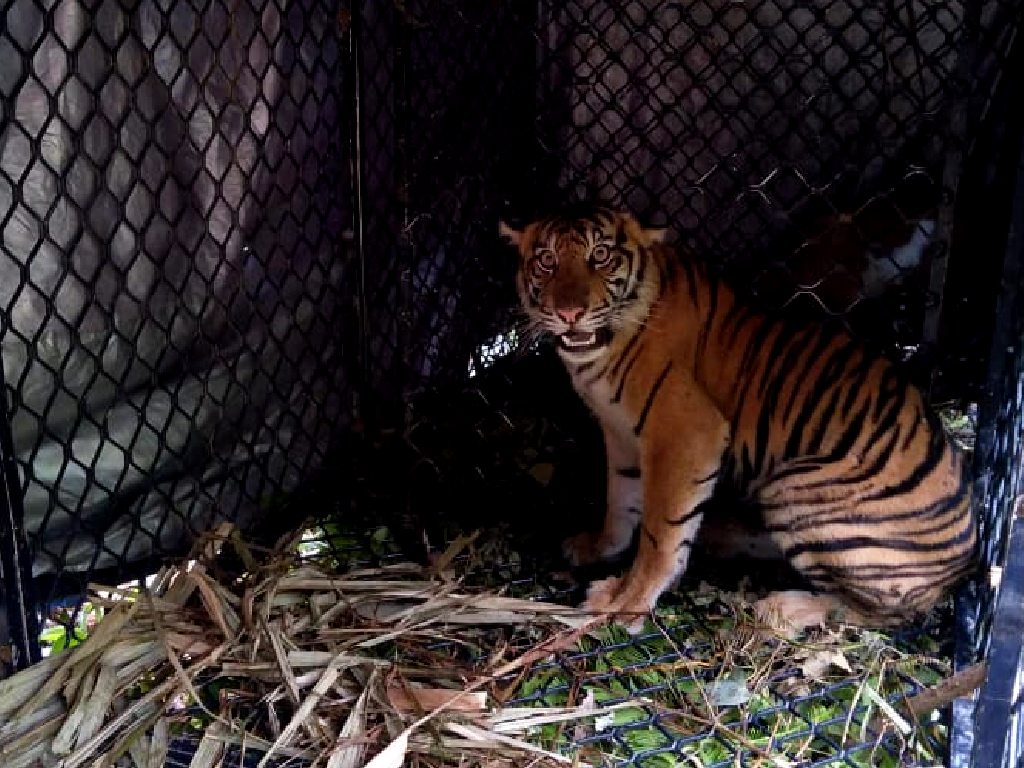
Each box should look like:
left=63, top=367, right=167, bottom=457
left=567, top=364, right=639, bottom=449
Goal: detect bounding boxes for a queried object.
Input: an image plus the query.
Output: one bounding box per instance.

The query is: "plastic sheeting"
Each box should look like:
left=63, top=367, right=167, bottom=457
left=1, top=0, right=353, bottom=580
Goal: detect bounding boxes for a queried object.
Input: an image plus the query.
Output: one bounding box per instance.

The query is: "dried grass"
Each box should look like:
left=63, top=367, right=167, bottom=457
left=1, top=522, right=973, bottom=768
left=0, top=523, right=606, bottom=768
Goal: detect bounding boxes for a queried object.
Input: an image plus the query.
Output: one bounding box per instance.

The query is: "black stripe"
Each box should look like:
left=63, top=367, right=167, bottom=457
left=589, top=329, right=642, bottom=385
left=760, top=494, right=858, bottom=518
left=740, top=443, right=755, bottom=487
left=901, top=408, right=923, bottom=451
left=576, top=361, right=596, bottom=376
left=642, top=525, right=658, bottom=548
left=821, top=399, right=871, bottom=464
left=737, top=317, right=774, bottom=393
left=801, top=563, right=967, bottom=580
left=863, top=388, right=906, bottom=449
left=772, top=496, right=966, bottom=534
left=696, top=468, right=720, bottom=483
left=728, top=320, right=777, bottom=419
left=801, top=385, right=845, bottom=457
left=616, top=466, right=641, bottom=478
left=760, top=397, right=872, bottom=494
left=784, top=523, right=976, bottom=559
left=659, top=252, right=675, bottom=294
left=781, top=339, right=859, bottom=459
left=634, top=246, right=647, bottom=289
left=872, top=367, right=904, bottom=420
left=768, top=461, right=825, bottom=481
left=612, top=343, right=646, bottom=403
left=789, top=425, right=902, bottom=492
left=859, top=428, right=949, bottom=503
left=695, top=276, right=718, bottom=362
left=608, top=330, right=644, bottom=379
left=801, top=550, right=976, bottom=575
left=756, top=327, right=803, bottom=397
left=765, top=478, right=970, bottom=531
left=634, top=361, right=673, bottom=435
left=588, top=359, right=616, bottom=386
left=666, top=506, right=703, bottom=526
left=836, top=422, right=903, bottom=485
left=721, top=301, right=755, bottom=351
left=839, top=353, right=878, bottom=419
left=620, top=287, right=641, bottom=305
left=781, top=332, right=854, bottom=425
left=898, top=511, right=976, bottom=540
left=679, top=257, right=699, bottom=305
left=654, top=253, right=676, bottom=300
left=752, top=332, right=810, bottom=476
left=739, top=319, right=777, bottom=377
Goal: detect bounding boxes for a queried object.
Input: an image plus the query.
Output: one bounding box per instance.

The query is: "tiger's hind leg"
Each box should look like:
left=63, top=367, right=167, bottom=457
left=753, top=459, right=976, bottom=632
left=752, top=590, right=872, bottom=635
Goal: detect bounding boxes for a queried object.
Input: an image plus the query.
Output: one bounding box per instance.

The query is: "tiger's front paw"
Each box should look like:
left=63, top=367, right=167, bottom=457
left=562, top=531, right=616, bottom=567
left=580, top=575, right=656, bottom=635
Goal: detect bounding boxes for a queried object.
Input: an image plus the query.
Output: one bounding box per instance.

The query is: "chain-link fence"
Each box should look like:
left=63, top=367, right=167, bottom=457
left=1, top=0, right=357, bottom=665
left=949, top=109, right=1024, bottom=768
left=2, top=1, right=1024, bottom=766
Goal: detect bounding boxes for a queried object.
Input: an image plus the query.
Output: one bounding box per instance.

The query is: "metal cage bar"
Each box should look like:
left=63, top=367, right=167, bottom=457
left=0, top=364, right=39, bottom=673
left=963, top=118, right=1024, bottom=768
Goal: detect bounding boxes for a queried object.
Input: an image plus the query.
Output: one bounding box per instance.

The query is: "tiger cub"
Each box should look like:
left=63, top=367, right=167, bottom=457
left=499, top=204, right=977, bottom=631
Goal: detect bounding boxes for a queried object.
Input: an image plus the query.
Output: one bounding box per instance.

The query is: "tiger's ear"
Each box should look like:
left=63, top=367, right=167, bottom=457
left=643, top=227, right=668, bottom=244
left=616, top=211, right=667, bottom=245
left=498, top=220, right=523, bottom=247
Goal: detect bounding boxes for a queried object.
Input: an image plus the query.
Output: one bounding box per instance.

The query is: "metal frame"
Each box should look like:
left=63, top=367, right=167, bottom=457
left=964, top=120, right=1024, bottom=768
left=973, top=518, right=1024, bottom=767
left=0, top=365, right=39, bottom=673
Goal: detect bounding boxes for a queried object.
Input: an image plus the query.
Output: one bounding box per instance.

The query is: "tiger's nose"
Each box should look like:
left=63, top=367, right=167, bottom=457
left=555, top=306, right=585, bottom=324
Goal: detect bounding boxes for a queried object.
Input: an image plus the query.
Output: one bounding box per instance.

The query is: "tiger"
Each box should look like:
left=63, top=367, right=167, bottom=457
left=498, top=203, right=977, bottom=632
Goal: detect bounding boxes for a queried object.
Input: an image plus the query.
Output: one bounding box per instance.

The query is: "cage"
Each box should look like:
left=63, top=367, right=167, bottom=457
left=1, top=1, right=1023, bottom=767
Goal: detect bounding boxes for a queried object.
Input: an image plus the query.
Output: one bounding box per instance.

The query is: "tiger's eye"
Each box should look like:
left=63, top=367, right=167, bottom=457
left=591, top=245, right=611, bottom=266
left=534, top=250, right=556, bottom=272
left=532, top=250, right=557, bottom=278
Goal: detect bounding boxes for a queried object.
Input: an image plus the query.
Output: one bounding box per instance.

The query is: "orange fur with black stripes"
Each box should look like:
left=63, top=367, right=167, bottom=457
left=499, top=204, right=977, bottom=631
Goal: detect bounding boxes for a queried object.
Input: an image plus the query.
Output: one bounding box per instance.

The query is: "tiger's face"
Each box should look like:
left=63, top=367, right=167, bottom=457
left=499, top=207, right=666, bottom=356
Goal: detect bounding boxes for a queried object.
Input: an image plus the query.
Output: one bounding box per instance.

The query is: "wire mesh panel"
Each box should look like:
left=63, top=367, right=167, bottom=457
left=352, top=0, right=539, bottom=420
left=349, top=0, right=1023, bottom=419
left=344, top=1, right=1024, bottom=766
left=0, top=0, right=357, bottom=660
left=336, top=0, right=1022, bottom=558
left=343, top=0, right=1024, bottom=540
left=949, top=115, right=1024, bottom=768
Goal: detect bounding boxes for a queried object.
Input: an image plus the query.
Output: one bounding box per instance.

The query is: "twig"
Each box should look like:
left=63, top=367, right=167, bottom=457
left=866, top=661, right=988, bottom=734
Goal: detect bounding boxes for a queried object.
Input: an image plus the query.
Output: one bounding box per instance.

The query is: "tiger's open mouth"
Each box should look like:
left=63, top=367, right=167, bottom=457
left=558, top=327, right=611, bottom=352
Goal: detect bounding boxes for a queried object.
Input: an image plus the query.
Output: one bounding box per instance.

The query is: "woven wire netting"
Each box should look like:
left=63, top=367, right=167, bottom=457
left=338, top=1, right=1024, bottom=766
left=949, top=97, right=1024, bottom=768
left=1, top=0, right=356, bottom=643
left=2, top=0, right=1024, bottom=766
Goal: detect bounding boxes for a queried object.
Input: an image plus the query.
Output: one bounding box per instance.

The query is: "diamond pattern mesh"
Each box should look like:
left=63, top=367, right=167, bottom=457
left=1, top=0, right=354, bottom=609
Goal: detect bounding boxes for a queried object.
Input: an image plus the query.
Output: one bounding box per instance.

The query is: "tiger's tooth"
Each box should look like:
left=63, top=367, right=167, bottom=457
left=562, top=332, right=597, bottom=347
